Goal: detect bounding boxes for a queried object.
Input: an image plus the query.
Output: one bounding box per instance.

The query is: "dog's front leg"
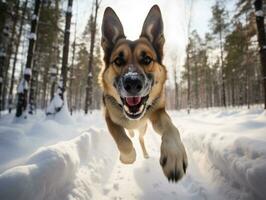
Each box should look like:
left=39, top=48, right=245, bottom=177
left=105, top=116, right=136, bottom=164
left=150, top=109, right=188, bottom=182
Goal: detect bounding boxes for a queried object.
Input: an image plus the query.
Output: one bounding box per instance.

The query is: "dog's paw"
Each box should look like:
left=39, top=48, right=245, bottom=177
left=160, top=135, right=188, bottom=182
left=120, top=147, right=136, bottom=164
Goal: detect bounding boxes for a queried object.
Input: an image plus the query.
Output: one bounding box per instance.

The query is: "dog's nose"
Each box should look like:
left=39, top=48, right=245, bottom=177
left=123, top=75, right=143, bottom=95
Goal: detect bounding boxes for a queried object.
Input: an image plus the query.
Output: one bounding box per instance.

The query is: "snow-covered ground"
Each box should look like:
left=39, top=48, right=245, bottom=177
left=0, top=106, right=266, bottom=200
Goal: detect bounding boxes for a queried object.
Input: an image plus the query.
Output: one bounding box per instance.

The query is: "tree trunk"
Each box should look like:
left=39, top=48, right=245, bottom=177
left=46, top=0, right=73, bottom=116
left=195, top=61, right=199, bottom=108
left=69, top=21, right=77, bottom=115
left=205, top=67, right=209, bottom=108
left=84, top=0, right=99, bottom=114
left=187, top=50, right=191, bottom=114
left=173, top=66, right=178, bottom=109
left=219, top=31, right=226, bottom=107
left=16, top=0, right=41, bottom=118
left=2, top=0, right=20, bottom=110
left=254, top=0, right=266, bottom=109
left=61, top=0, right=73, bottom=93
left=232, top=73, right=235, bottom=106
left=0, top=2, right=8, bottom=112
left=28, top=58, right=38, bottom=114
left=8, top=0, right=28, bottom=113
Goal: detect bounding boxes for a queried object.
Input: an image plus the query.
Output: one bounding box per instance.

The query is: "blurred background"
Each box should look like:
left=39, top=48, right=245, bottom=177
left=0, top=0, right=265, bottom=117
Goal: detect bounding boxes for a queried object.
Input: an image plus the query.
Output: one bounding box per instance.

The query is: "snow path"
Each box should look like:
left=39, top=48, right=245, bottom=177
left=0, top=108, right=266, bottom=200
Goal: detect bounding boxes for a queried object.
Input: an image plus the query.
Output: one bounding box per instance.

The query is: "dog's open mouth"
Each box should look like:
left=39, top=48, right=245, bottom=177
left=121, top=95, right=149, bottom=119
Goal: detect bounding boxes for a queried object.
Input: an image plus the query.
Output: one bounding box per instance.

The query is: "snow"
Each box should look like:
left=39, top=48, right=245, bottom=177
left=17, top=79, right=28, bottom=93
left=0, top=52, right=6, bottom=57
left=31, top=14, right=38, bottom=21
left=49, top=67, right=57, bottom=75
left=28, top=33, right=37, bottom=40
left=24, top=68, right=32, bottom=76
left=0, top=107, right=266, bottom=200
left=0, top=133, right=91, bottom=200
left=46, top=92, right=70, bottom=120
left=66, top=6, right=72, bottom=13
left=255, top=10, right=264, bottom=17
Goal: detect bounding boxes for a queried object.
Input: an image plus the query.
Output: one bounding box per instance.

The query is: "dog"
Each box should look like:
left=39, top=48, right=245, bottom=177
left=99, top=5, right=188, bottom=182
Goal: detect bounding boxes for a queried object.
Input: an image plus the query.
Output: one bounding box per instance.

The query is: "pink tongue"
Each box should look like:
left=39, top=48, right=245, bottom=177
left=125, top=97, right=141, bottom=106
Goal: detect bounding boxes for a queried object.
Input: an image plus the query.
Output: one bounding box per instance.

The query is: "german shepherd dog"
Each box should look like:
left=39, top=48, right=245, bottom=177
left=99, top=5, right=188, bottom=182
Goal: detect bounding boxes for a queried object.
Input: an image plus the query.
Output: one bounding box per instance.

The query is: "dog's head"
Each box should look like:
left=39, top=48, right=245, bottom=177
left=100, top=5, right=167, bottom=120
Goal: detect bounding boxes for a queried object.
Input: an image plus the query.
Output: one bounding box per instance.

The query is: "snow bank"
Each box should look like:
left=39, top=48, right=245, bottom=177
left=1, top=107, right=265, bottom=200
left=0, top=133, right=91, bottom=200
left=182, top=109, right=266, bottom=200
left=46, top=95, right=73, bottom=124
left=0, top=127, right=30, bottom=165
left=66, top=129, right=118, bottom=200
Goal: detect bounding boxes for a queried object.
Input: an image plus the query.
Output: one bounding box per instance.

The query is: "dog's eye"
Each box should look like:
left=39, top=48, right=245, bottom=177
left=141, top=56, right=152, bottom=65
left=114, top=57, right=125, bottom=67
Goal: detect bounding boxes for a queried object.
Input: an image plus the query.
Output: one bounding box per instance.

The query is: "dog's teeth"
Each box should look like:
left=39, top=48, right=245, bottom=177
left=139, top=104, right=144, bottom=112
left=134, top=105, right=144, bottom=115
left=124, top=105, right=129, bottom=113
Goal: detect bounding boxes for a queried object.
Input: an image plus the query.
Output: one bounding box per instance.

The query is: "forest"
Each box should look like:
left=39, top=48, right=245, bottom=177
left=0, top=0, right=265, bottom=118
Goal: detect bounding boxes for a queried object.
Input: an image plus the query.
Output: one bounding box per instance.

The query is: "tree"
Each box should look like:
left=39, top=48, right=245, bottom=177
left=224, top=22, right=247, bottom=106
left=46, top=0, right=73, bottom=115
left=210, top=1, right=229, bottom=107
left=84, top=0, right=100, bottom=114
left=2, top=0, right=20, bottom=110
left=16, top=0, right=41, bottom=118
left=0, top=0, right=18, bottom=111
left=72, top=43, right=89, bottom=110
left=0, top=1, right=9, bottom=112
left=254, top=0, right=266, bottom=109
left=184, top=0, right=194, bottom=113
left=68, top=19, right=77, bottom=114
left=171, top=54, right=179, bottom=109
left=8, top=0, right=28, bottom=113
left=29, top=0, right=61, bottom=114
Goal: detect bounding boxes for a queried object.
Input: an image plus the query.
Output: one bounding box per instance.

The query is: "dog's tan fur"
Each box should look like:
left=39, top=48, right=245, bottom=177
left=99, top=5, right=188, bottom=182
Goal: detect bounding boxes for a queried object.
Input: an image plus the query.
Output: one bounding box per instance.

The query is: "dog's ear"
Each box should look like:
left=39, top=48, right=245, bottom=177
left=101, top=7, right=125, bottom=55
left=140, top=5, right=165, bottom=63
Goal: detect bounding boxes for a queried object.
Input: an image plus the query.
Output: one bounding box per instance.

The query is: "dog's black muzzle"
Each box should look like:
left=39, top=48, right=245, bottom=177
left=114, top=71, right=154, bottom=120
left=122, top=73, right=145, bottom=96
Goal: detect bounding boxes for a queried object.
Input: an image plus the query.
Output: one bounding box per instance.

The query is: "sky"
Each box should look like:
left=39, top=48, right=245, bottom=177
left=72, top=0, right=235, bottom=84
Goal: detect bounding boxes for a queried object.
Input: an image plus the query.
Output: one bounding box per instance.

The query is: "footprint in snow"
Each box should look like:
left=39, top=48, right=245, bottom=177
left=113, top=183, right=119, bottom=190
left=102, top=188, right=110, bottom=195
left=171, top=191, right=177, bottom=195
left=112, top=196, right=122, bottom=200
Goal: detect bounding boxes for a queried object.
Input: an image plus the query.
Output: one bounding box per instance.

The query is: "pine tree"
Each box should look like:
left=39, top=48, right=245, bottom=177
left=254, top=0, right=266, bottom=109
left=8, top=0, right=28, bottom=113
left=1, top=0, right=20, bottom=110
left=210, top=1, right=229, bottom=107
left=224, top=22, right=247, bottom=106
left=15, top=0, right=41, bottom=118
left=0, top=1, right=9, bottom=112
left=0, top=0, right=18, bottom=111
left=84, top=0, right=100, bottom=114
left=29, top=0, right=61, bottom=114
left=46, top=0, right=73, bottom=115
left=73, top=43, right=89, bottom=110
